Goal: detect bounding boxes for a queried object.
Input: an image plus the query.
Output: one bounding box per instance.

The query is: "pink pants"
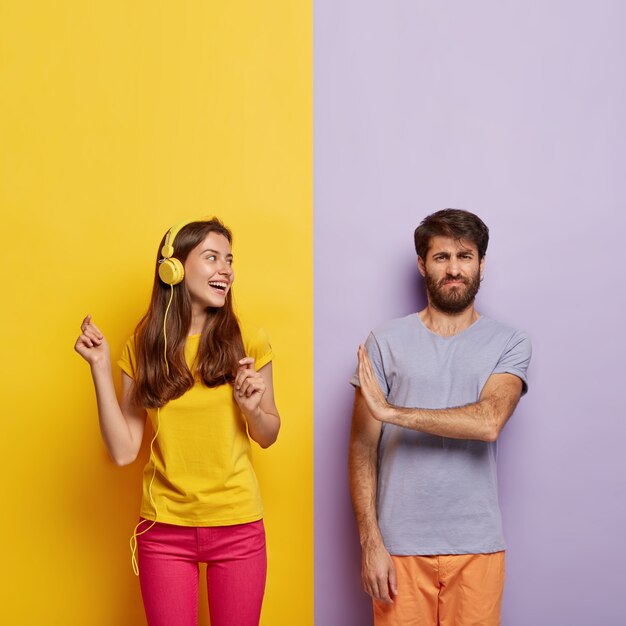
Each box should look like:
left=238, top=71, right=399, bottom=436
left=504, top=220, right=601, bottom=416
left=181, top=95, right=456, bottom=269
left=136, top=518, right=267, bottom=626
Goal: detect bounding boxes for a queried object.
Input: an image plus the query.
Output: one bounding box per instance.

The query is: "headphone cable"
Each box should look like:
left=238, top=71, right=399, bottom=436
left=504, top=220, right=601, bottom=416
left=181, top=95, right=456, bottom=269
left=130, top=283, right=174, bottom=576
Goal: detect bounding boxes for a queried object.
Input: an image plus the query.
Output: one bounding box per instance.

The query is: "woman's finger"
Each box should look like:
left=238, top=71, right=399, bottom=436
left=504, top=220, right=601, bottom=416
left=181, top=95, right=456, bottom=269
left=86, top=323, right=104, bottom=339
left=245, top=381, right=264, bottom=398
left=83, top=327, right=102, bottom=344
left=238, top=369, right=260, bottom=386
left=80, top=314, right=92, bottom=333
left=235, top=368, right=253, bottom=390
left=239, top=376, right=265, bottom=398
left=76, top=334, right=94, bottom=349
left=239, top=377, right=261, bottom=397
left=80, top=314, right=104, bottom=340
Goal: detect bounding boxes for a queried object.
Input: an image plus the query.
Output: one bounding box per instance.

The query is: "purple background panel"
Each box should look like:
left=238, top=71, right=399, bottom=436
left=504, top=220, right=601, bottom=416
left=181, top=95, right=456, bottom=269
left=314, top=2, right=626, bottom=625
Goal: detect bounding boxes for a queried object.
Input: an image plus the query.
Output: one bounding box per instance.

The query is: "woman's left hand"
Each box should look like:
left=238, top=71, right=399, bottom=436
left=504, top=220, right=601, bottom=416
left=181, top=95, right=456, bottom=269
left=234, top=357, right=265, bottom=415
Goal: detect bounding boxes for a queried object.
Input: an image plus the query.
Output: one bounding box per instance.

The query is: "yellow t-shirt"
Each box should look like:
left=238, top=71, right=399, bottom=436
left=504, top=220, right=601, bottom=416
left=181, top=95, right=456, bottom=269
left=118, top=324, right=273, bottom=527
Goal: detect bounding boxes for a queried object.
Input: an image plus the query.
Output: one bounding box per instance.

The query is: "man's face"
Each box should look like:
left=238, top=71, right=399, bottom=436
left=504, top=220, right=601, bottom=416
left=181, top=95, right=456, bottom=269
left=418, top=236, right=485, bottom=314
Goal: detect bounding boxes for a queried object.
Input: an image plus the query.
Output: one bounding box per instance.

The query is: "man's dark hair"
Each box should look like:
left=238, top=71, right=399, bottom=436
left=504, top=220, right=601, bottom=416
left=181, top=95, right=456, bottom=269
left=414, top=209, right=490, bottom=261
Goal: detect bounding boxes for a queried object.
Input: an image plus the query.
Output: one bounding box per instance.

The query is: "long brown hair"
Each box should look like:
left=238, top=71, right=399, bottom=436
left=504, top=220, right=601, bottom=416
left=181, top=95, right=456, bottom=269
left=133, top=219, right=245, bottom=408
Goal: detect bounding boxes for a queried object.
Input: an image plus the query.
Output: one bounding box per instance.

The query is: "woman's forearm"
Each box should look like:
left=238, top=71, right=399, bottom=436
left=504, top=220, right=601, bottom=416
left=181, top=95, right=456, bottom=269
left=241, top=406, right=280, bottom=448
left=90, top=360, right=145, bottom=465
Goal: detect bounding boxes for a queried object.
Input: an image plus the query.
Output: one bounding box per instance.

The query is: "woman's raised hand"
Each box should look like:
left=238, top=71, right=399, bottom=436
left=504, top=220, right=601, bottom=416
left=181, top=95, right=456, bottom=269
left=74, top=314, right=110, bottom=366
left=233, top=357, right=265, bottom=415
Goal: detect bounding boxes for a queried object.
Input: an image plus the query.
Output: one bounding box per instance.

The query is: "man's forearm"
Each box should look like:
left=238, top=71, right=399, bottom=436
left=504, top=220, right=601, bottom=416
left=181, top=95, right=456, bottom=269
left=383, top=399, right=497, bottom=442
left=349, top=442, right=384, bottom=548
left=358, top=348, right=523, bottom=442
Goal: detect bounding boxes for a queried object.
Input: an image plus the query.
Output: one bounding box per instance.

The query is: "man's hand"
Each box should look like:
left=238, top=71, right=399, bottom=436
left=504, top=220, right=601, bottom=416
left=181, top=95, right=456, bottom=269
left=361, top=540, right=398, bottom=604
left=357, top=345, right=393, bottom=423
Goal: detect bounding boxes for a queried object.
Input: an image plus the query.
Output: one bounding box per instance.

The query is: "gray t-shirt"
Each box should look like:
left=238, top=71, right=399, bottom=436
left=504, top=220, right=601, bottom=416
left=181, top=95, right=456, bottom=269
left=352, top=313, right=531, bottom=555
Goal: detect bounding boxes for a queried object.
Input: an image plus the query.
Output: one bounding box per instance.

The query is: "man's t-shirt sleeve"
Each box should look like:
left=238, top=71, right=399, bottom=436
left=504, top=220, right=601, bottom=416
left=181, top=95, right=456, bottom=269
left=492, top=330, right=532, bottom=395
left=350, top=332, right=390, bottom=396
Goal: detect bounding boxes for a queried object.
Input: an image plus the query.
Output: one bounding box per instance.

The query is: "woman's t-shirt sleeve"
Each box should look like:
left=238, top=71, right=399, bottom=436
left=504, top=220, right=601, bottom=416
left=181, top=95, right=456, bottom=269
left=117, top=336, right=137, bottom=379
left=243, top=326, right=273, bottom=371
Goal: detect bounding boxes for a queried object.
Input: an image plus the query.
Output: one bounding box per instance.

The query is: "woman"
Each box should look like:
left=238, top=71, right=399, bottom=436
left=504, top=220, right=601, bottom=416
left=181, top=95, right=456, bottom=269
left=74, top=218, right=280, bottom=626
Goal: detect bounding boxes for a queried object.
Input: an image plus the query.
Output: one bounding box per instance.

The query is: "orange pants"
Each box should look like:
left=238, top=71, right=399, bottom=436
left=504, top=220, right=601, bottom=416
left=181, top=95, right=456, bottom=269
left=373, top=552, right=505, bottom=626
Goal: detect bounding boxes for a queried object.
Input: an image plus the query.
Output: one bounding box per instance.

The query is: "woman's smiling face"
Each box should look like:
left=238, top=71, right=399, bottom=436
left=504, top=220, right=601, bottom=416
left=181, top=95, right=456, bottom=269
left=183, top=231, right=234, bottom=312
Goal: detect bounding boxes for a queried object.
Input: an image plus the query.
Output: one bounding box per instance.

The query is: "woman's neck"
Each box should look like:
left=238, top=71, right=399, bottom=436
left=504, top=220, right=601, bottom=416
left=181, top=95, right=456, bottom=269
left=189, top=307, right=207, bottom=336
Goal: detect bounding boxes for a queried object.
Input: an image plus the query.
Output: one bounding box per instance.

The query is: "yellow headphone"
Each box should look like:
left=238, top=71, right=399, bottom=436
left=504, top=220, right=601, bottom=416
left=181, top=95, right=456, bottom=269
left=157, top=219, right=195, bottom=285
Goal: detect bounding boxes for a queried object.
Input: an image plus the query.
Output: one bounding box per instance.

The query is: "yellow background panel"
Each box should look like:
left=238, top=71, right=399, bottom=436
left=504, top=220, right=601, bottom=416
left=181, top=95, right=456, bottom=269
left=0, top=2, right=312, bottom=624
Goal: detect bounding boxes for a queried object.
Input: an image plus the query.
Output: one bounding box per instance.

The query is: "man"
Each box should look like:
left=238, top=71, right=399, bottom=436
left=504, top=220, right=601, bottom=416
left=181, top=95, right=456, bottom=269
left=349, top=209, right=531, bottom=626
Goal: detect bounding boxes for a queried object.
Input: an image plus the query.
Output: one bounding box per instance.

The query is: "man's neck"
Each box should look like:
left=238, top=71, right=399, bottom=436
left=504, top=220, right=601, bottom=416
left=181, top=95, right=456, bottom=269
left=418, top=303, right=480, bottom=337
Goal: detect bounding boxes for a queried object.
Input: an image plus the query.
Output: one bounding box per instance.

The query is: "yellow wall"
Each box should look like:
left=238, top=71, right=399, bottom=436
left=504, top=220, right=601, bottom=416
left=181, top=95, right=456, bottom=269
left=0, top=2, right=312, bottom=624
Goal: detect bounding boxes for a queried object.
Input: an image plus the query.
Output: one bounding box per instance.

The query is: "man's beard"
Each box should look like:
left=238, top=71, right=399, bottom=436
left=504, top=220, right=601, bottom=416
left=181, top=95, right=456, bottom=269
left=425, top=269, right=481, bottom=314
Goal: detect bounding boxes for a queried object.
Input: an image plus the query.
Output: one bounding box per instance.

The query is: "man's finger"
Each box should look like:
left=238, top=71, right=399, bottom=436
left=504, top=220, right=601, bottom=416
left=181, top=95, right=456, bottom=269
left=375, top=574, right=392, bottom=603
left=358, top=347, right=369, bottom=386
left=362, top=350, right=375, bottom=381
left=389, top=563, right=398, bottom=597
left=359, top=347, right=375, bottom=386
left=362, top=577, right=369, bottom=594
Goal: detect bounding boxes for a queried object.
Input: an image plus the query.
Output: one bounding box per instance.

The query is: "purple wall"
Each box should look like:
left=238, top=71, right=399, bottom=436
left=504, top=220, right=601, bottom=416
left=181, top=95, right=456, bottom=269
left=314, top=2, right=626, bottom=625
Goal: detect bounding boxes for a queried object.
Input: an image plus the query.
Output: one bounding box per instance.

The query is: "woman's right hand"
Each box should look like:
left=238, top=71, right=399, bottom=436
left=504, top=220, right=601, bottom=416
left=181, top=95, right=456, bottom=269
left=74, top=314, right=110, bottom=366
